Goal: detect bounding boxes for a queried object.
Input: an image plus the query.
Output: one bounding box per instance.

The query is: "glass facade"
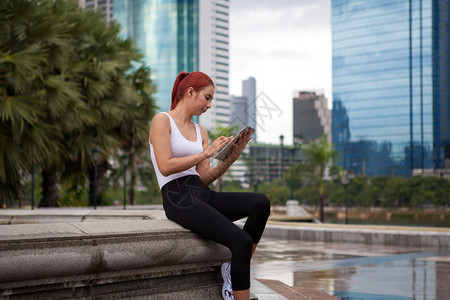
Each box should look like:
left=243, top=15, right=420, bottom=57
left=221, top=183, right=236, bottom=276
left=114, top=0, right=199, bottom=112
left=332, top=0, right=450, bottom=177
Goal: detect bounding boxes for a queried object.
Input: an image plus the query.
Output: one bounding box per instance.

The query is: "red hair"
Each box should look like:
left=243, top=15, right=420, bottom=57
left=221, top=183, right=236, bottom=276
left=171, top=71, right=214, bottom=110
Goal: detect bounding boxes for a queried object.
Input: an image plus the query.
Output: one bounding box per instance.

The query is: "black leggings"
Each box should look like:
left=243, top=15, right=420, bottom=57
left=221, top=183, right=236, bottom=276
left=161, top=175, right=270, bottom=291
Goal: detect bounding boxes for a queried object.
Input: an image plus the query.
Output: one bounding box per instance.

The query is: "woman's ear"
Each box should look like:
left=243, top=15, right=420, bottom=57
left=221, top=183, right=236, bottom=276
left=186, top=87, right=195, bottom=97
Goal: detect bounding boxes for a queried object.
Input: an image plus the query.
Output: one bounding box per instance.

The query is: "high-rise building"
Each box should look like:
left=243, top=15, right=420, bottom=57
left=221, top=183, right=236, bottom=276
left=246, top=143, right=303, bottom=184
left=80, top=0, right=114, bottom=22
left=293, top=91, right=331, bottom=144
left=230, top=77, right=257, bottom=140
left=229, top=77, right=257, bottom=182
left=230, top=96, right=248, bottom=127
left=242, top=77, right=257, bottom=135
left=332, top=0, right=450, bottom=177
left=199, top=0, right=230, bottom=129
left=114, top=0, right=230, bottom=129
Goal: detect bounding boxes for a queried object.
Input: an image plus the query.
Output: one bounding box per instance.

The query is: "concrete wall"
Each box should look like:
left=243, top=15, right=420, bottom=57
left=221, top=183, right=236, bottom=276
left=0, top=211, right=231, bottom=299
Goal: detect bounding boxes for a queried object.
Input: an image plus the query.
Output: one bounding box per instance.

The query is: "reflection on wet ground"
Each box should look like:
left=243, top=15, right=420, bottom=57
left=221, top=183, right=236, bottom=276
left=252, top=238, right=450, bottom=299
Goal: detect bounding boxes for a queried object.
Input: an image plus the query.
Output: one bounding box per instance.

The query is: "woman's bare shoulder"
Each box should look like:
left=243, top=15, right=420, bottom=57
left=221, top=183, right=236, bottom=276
left=150, top=113, right=171, bottom=142
left=152, top=112, right=169, bottom=123
left=151, top=113, right=171, bottom=128
left=198, top=124, right=209, bottom=136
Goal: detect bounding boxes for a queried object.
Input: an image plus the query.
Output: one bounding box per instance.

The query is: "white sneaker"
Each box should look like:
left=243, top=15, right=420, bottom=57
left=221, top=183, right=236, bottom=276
left=221, top=262, right=233, bottom=300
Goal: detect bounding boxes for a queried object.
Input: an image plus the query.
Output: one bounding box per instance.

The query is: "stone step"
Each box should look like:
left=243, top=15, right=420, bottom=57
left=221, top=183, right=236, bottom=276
left=256, top=279, right=338, bottom=300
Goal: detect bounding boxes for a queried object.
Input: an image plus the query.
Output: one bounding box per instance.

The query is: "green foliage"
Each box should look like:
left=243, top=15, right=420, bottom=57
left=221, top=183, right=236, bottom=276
left=301, top=136, right=339, bottom=178
left=57, top=183, right=88, bottom=207
left=301, top=136, right=340, bottom=221
left=347, top=175, right=369, bottom=205
left=252, top=171, right=450, bottom=210
left=207, top=123, right=239, bottom=140
left=295, top=184, right=320, bottom=206
left=324, top=181, right=344, bottom=205
left=258, top=180, right=290, bottom=205
left=0, top=0, right=156, bottom=206
left=221, top=180, right=247, bottom=193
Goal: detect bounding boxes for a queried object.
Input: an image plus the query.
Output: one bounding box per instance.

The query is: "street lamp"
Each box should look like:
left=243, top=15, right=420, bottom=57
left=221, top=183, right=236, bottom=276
left=92, top=147, right=100, bottom=210
left=31, top=161, right=35, bottom=210
left=334, top=169, right=355, bottom=224
left=279, top=134, right=301, bottom=200
left=122, top=153, right=130, bottom=210
left=345, top=170, right=355, bottom=224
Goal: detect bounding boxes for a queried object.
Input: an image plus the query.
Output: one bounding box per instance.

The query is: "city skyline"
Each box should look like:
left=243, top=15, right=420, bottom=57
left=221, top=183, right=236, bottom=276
left=81, top=0, right=332, bottom=145
left=230, top=0, right=332, bottom=145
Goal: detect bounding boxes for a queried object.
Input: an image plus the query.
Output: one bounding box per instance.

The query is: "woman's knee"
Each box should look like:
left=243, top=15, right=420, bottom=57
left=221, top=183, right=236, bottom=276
left=255, top=193, right=271, bottom=218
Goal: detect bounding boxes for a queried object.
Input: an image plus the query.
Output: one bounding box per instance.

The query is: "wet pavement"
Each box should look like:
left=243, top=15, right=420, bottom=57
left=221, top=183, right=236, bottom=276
left=252, top=238, right=450, bottom=299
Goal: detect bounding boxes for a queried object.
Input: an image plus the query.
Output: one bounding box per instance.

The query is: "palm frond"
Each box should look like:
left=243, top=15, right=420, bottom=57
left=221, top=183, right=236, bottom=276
left=0, top=94, right=40, bottom=127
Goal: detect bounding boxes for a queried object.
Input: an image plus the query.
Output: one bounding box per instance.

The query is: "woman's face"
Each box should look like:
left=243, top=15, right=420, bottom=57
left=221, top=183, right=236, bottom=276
left=192, top=84, right=214, bottom=115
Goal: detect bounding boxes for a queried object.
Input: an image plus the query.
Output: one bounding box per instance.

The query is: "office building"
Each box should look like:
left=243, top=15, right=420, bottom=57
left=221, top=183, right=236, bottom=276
left=246, top=144, right=303, bottom=184
left=80, top=0, right=114, bottom=22
left=229, top=77, right=257, bottom=182
left=331, top=0, right=450, bottom=177
left=114, top=0, right=230, bottom=129
left=230, top=77, right=257, bottom=140
left=242, top=77, right=257, bottom=135
left=293, top=91, right=331, bottom=144
left=230, top=96, right=248, bottom=127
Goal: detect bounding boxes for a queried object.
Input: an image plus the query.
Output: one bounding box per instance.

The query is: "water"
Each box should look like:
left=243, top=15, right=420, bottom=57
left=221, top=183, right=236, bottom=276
left=252, top=238, right=450, bottom=299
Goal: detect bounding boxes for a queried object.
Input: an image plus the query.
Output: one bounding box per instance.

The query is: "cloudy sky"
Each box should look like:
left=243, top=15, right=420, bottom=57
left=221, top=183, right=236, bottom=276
left=229, top=0, right=332, bottom=145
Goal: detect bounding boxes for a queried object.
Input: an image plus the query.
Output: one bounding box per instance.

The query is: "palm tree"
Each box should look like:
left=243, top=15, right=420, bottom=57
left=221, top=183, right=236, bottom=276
left=109, top=65, right=157, bottom=205
left=0, top=0, right=156, bottom=207
left=301, top=135, right=339, bottom=222
left=1, top=0, right=71, bottom=205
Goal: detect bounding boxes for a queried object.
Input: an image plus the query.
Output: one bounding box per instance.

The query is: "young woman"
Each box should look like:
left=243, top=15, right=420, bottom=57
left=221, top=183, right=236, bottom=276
left=149, top=71, right=270, bottom=300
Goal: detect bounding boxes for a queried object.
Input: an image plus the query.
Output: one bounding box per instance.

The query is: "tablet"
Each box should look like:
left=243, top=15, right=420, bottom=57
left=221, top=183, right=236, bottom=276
left=214, top=125, right=255, bottom=161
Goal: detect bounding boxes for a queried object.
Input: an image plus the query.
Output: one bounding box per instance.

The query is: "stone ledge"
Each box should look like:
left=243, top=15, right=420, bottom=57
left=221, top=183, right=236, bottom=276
left=263, top=222, right=450, bottom=248
left=0, top=218, right=231, bottom=299
left=0, top=208, right=167, bottom=225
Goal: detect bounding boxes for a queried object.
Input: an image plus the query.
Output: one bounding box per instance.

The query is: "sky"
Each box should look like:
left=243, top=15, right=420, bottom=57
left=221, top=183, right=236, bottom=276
left=229, top=0, right=332, bottom=145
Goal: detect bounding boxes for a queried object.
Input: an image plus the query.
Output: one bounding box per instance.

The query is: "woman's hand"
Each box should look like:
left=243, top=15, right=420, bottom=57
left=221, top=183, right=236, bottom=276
left=226, top=129, right=253, bottom=161
left=203, top=136, right=233, bottom=158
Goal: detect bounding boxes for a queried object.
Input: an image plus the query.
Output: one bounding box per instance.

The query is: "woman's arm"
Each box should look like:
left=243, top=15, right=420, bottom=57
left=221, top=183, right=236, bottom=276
left=197, top=126, right=253, bottom=186
left=150, top=114, right=231, bottom=177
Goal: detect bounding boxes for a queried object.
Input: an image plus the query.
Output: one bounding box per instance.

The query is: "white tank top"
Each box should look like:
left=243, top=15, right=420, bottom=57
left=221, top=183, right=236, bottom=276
left=149, top=112, right=203, bottom=189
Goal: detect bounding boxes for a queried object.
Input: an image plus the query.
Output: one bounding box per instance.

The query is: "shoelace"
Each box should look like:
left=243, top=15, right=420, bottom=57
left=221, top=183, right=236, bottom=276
left=224, top=289, right=233, bottom=297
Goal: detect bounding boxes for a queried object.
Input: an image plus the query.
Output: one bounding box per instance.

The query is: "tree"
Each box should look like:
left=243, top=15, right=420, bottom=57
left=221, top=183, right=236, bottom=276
left=0, top=0, right=156, bottom=206
left=380, top=177, right=410, bottom=208
left=301, top=136, right=339, bottom=222
left=1, top=0, right=76, bottom=205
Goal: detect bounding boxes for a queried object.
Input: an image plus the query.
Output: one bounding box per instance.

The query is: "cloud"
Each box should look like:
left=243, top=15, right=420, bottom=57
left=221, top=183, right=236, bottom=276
left=231, top=0, right=330, bottom=30
left=229, top=0, right=332, bottom=144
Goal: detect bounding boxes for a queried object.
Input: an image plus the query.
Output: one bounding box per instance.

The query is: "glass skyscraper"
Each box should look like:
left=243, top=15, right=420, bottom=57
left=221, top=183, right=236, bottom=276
left=114, top=0, right=199, bottom=113
left=332, top=0, right=449, bottom=177
left=114, top=0, right=230, bottom=128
